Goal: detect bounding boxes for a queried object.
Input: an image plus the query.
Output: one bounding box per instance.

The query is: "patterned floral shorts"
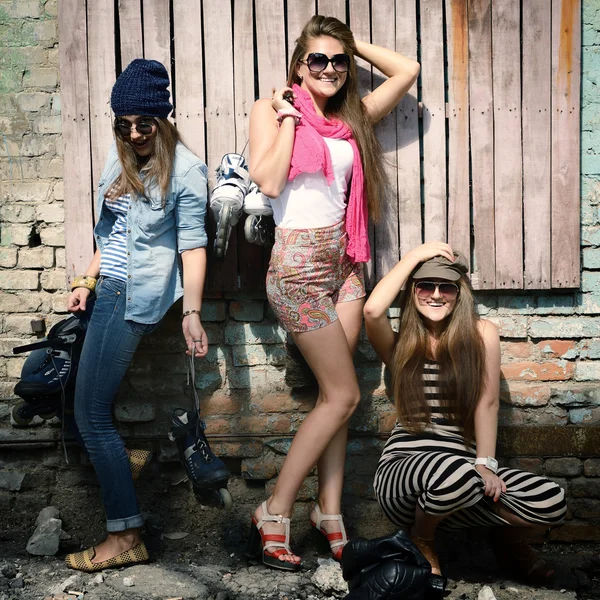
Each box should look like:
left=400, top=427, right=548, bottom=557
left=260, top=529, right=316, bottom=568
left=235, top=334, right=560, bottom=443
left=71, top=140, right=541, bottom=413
left=266, top=220, right=366, bottom=333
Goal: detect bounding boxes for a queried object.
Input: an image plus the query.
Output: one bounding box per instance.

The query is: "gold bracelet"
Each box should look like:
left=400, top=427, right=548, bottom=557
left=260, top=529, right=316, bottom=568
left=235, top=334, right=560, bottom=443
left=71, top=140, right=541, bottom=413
left=71, top=275, right=97, bottom=292
left=182, top=309, right=201, bottom=320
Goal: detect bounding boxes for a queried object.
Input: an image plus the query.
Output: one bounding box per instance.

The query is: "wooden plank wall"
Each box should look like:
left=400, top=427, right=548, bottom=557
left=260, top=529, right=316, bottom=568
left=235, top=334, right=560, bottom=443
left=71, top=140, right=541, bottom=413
left=59, top=0, right=582, bottom=291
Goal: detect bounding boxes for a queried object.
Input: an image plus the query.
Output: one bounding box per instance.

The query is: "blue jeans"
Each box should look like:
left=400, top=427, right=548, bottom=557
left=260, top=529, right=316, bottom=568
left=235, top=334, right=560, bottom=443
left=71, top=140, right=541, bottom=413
left=74, top=277, right=157, bottom=532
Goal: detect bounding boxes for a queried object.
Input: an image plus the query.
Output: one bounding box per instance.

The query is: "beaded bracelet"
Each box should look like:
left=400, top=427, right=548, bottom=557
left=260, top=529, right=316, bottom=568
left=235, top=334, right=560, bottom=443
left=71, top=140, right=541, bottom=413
left=276, top=108, right=302, bottom=126
left=182, top=309, right=201, bottom=320
left=71, top=275, right=97, bottom=292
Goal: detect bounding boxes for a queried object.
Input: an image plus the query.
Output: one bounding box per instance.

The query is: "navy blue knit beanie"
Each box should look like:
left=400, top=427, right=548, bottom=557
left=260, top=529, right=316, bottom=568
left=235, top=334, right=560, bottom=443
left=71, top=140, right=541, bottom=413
left=111, top=59, right=173, bottom=118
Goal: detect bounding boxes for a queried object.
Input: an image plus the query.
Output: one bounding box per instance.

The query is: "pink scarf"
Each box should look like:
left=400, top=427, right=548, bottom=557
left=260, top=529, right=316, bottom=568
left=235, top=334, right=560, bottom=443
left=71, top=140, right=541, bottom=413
left=288, top=84, right=370, bottom=263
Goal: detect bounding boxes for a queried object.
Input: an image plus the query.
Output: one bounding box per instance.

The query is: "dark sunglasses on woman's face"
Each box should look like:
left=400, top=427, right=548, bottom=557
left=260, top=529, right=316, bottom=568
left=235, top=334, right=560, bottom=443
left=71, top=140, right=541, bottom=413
left=114, top=118, right=156, bottom=137
left=300, top=52, right=351, bottom=73
left=414, top=281, right=460, bottom=300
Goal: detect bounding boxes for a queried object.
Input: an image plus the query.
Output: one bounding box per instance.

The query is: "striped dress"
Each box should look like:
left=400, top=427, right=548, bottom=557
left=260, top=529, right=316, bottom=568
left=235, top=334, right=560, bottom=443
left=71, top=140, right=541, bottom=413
left=374, top=360, right=567, bottom=531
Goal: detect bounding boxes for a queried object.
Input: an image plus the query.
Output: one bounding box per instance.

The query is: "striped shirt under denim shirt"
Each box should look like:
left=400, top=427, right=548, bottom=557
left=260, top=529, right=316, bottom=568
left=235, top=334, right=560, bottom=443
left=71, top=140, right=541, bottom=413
left=99, top=193, right=130, bottom=282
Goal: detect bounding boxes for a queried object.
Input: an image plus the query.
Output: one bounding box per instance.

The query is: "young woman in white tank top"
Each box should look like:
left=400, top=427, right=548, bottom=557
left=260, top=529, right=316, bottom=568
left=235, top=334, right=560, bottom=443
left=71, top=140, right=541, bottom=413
left=247, top=15, right=420, bottom=571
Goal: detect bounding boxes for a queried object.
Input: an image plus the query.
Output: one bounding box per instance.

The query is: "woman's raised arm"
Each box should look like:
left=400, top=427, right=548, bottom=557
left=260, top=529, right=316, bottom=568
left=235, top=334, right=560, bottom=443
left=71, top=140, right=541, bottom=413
left=355, top=39, right=420, bottom=124
left=364, top=242, right=453, bottom=365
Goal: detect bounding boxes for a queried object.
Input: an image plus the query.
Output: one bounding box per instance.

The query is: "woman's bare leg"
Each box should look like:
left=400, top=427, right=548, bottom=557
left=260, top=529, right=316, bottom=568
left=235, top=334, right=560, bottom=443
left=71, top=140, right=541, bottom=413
left=254, top=317, right=361, bottom=565
left=312, top=299, right=364, bottom=537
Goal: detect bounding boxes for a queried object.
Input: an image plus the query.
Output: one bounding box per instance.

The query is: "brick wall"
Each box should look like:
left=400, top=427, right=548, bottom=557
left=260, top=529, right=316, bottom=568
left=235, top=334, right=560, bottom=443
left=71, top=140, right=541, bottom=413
left=1, top=1, right=600, bottom=542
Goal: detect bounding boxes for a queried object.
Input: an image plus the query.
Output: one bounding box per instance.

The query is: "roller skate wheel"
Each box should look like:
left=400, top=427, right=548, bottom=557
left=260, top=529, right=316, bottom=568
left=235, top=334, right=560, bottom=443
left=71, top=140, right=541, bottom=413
left=244, top=215, right=258, bottom=244
left=219, top=488, right=233, bottom=511
left=213, top=203, right=233, bottom=259
left=10, top=403, right=43, bottom=427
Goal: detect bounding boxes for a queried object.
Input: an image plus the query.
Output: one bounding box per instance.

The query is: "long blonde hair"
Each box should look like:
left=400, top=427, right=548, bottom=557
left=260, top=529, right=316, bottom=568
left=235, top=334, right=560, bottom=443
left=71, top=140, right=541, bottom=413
left=391, top=275, right=486, bottom=444
left=109, top=118, right=180, bottom=203
left=287, top=15, right=386, bottom=221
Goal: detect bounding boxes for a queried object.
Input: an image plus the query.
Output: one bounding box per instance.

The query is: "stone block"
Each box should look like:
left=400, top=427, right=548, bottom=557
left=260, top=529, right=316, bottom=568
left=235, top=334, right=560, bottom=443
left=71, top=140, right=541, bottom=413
left=52, top=181, right=64, bottom=200
left=575, top=361, right=600, bottom=381
left=33, top=115, right=61, bottom=134
left=500, top=361, right=573, bottom=382
left=0, top=203, right=35, bottom=223
left=10, top=181, right=52, bottom=203
left=505, top=457, right=544, bottom=474
left=224, top=322, right=285, bottom=345
left=487, top=316, right=527, bottom=338
left=551, top=384, right=600, bottom=407
left=40, top=269, right=66, bottom=291
left=0, top=247, right=17, bottom=267
left=0, top=471, right=25, bottom=491
left=500, top=383, right=551, bottom=407
left=114, top=402, right=155, bottom=423
left=231, top=344, right=287, bottom=367
left=15, top=91, right=48, bottom=112
left=545, top=457, right=583, bottom=477
left=535, top=295, right=576, bottom=314
left=227, top=365, right=286, bottom=391
left=45, top=0, right=58, bottom=17
left=577, top=292, right=600, bottom=314
left=20, top=135, right=54, bottom=157
left=4, top=315, right=40, bottom=335
left=0, top=270, right=38, bottom=290
left=501, top=342, right=535, bottom=360
left=38, top=157, right=63, bottom=179
left=249, top=392, right=313, bottom=414
left=29, top=20, right=57, bottom=45
left=23, top=67, right=58, bottom=90
left=2, top=0, right=43, bottom=18
left=55, top=248, right=64, bottom=268
left=1, top=223, right=32, bottom=246
left=569, top=499, right=600, bottom=519
left=549, top=522, right=600, bottom=542
left=241, top=451, right=284, bottom=480
left=200, top=300, right=226, bottom=322
left=0, top=291, right=48, bottom=313
left=18, top=246, right=54, bottom=268
left=570, top=477, right=600, bottom=498
left=568, top=406, right=600, bottom=424
left=530, top=317, right=600, bottom=338
left=536, top=340, right=576, bottom=358
left=497, top=296, right=536, bottom=314
left=39, top=226, right=64, bottom=247
left=583, top=247, right=600, bottom=269
left=229, top=300, right=265, bottom=322
left=585, top=459, right=600, bottom=477
left=583, top=271, right=600, bottom=292
left=200, top=392, right=245, bottom=416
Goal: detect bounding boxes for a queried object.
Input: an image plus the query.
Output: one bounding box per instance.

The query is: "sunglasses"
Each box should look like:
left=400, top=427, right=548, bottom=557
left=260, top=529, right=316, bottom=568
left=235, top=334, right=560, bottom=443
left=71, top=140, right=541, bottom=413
left=414, top=281, right=459, bottom=300
left=299, top=52, right=351, bottom=73
left=114, top=118, right=156, bottom=137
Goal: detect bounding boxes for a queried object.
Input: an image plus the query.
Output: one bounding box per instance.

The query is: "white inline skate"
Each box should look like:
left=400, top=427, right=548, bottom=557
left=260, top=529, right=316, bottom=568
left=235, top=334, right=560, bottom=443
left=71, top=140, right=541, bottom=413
left=243, top=182, right=275, bottom=247
left=210, top=153, right=251, bottom=258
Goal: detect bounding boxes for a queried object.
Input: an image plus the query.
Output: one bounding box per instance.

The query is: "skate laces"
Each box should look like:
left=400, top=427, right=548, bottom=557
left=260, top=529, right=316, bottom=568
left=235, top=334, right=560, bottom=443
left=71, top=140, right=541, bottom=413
left=186, top=354, right=214, bottom=464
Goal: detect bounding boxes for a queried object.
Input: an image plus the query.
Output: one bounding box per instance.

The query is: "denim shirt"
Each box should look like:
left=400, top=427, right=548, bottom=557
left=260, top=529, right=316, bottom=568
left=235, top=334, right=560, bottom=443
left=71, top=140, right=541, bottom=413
left=94, top=142, right=208, bottom=324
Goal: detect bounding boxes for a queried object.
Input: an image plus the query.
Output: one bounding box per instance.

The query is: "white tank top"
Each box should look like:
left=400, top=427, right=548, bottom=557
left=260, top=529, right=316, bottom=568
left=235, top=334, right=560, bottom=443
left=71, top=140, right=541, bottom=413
left=272, top=137, right=354, bottom=228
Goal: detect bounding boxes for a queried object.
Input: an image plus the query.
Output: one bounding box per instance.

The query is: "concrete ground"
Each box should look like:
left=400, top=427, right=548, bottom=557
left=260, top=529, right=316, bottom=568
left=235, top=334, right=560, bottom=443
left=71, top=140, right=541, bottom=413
left=0, top=464, right=598, bottom=600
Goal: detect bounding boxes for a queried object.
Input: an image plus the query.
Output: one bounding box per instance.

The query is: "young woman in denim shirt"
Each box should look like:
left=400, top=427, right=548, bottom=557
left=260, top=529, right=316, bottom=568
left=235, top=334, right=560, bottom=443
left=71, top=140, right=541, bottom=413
left=64, top=59, right=209, bottom=572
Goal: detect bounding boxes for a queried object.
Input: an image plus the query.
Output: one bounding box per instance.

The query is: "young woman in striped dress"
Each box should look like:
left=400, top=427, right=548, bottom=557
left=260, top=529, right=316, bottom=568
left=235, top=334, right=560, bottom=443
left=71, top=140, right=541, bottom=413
left=363, top=242, right=567, bottom=579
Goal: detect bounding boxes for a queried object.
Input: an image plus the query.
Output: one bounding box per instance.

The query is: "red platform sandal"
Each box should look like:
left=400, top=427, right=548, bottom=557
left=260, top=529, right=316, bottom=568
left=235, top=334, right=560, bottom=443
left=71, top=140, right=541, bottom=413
left=310, top=504, right=348, bottom=562
left=246, top=501, right=301, bottom=572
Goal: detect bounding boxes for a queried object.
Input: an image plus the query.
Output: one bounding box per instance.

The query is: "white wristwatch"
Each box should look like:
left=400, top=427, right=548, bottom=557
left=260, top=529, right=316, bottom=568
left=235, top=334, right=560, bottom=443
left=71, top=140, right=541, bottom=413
left=474, top=456, right=498, bottom=474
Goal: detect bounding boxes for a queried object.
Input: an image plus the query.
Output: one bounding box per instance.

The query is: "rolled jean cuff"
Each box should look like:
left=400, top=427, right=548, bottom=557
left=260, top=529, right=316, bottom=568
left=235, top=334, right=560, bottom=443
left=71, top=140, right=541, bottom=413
left=106, top=513, right=144, bottom=532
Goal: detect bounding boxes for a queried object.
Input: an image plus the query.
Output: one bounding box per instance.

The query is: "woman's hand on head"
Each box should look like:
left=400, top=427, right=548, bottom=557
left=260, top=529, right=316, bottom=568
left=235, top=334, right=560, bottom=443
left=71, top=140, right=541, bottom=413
left=476, top=466, right=507, bottom=502
left=271, top=86, right=296, bottom=112
left=182, top=314, right=208, bottom=358
left=406, top=242, right=455, bottom=267
left=67, top=288, right=91, bottom=313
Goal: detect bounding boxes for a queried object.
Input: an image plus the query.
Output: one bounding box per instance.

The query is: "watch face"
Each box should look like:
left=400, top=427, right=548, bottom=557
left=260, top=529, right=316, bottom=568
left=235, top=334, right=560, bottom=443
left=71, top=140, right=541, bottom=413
left=488, top=457, right=498, bottom=472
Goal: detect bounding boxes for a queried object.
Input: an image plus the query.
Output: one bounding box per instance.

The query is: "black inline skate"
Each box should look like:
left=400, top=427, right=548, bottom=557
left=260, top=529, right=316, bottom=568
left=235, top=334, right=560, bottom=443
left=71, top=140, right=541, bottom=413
left=11, top=309, right=90, bottom=427
left=168, top=356, right=232, bottom=510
